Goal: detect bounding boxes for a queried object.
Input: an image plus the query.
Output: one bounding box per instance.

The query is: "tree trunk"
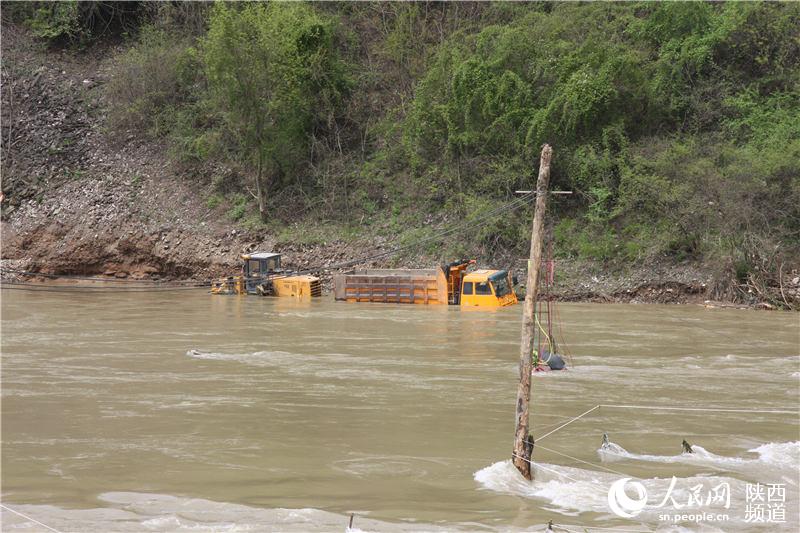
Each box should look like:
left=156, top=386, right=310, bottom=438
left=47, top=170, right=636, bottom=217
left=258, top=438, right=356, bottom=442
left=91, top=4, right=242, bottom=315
left=512, top=144, right=553, bottom=480
left=255, top=154, right=267, bottom=222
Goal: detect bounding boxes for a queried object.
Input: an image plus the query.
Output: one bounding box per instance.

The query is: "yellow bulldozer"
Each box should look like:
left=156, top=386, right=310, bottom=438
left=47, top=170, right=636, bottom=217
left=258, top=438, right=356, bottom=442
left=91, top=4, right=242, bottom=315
left=211, top=252, right=322, bottom=298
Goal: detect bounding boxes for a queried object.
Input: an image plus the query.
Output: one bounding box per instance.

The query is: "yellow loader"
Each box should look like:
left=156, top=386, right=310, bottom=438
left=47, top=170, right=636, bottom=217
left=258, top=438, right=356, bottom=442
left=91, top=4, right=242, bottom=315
left=211, top=252, right=322, bottom=298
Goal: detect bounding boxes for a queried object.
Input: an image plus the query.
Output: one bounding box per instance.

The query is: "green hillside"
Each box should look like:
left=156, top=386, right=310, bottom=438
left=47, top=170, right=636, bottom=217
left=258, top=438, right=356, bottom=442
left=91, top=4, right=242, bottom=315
left=5, top=1, right=800, bottom=304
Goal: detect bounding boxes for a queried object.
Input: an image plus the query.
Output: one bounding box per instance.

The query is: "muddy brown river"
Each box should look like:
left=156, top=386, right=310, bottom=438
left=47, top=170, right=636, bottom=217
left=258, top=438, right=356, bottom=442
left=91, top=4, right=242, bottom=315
left=1, top=290, right=798, bottom=532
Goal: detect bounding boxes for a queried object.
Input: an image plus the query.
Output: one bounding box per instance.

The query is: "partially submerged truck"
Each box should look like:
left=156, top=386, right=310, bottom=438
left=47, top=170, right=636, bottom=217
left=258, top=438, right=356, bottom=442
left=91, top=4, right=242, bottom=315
left=333, top=260, right=517, bottom=308
left=211, top=252, right=322, bottom=298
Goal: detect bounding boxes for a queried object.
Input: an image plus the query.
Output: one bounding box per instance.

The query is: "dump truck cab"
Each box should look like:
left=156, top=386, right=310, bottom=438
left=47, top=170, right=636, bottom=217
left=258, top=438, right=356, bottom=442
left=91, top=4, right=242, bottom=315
left=460, top=269, right=518, bottom=307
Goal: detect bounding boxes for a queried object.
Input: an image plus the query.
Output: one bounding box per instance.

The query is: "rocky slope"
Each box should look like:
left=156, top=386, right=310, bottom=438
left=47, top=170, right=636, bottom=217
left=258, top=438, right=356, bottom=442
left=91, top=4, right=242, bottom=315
left=2, top=24, right=797, bottom=307
left=0, top=24, right=341, bottom=281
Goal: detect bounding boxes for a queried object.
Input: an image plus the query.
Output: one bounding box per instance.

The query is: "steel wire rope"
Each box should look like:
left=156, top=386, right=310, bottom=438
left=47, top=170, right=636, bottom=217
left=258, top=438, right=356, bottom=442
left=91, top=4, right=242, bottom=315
left=0, top=269, right=212, bottom=284
left=0, top=283, right=210, bottom=293
left=551, top=299, right=575, bottom=368
left=1, top=267, right=294, bottom=287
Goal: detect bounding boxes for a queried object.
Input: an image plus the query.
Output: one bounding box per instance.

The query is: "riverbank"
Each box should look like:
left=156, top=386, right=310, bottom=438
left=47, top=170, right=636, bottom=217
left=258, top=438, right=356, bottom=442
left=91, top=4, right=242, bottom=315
left=2, top=255, right=791, bottom=310
left=1, top=23, right=797, bottom=309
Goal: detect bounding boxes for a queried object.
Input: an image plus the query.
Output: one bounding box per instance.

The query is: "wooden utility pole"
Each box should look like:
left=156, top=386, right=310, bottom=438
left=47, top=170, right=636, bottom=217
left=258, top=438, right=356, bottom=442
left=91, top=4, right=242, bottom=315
left=512, top=144, right=553, bottom=480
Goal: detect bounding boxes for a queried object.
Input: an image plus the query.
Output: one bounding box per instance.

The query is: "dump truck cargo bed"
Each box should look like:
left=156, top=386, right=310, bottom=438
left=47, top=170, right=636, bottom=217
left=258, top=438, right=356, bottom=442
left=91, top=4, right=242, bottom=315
left=333, top=268, right=448, bottom=304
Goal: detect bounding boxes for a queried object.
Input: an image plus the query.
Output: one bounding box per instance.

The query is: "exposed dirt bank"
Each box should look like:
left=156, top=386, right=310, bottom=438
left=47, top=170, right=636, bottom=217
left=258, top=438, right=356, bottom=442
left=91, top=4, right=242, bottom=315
left=2, top=25, right=798, bottom=308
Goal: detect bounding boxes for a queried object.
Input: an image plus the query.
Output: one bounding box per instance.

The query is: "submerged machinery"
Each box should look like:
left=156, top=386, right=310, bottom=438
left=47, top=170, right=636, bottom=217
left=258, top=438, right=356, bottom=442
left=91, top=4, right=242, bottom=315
left=211, top=252, right=322, bottom=298
left=332, top=259, right=518, bottom=308
left=213, top=254, right=516, bottom=308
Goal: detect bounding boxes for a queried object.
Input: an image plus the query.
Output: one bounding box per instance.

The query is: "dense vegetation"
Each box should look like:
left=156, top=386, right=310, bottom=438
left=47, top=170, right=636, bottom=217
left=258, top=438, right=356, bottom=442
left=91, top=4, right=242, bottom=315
left=9, top=1, right=800, bottom=303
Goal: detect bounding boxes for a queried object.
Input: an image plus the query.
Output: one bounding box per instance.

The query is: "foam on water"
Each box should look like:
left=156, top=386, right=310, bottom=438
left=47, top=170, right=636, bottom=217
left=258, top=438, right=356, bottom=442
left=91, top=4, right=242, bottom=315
left=184, top=349, right=470, bottom=390
left=749, top=441, right=800, bottom=469
left=474, top=457, right=798, bottom=531
left=475, top=460, right=613, bottom=512
left=598, top=439, right=800, bottom=478
left=0, top=492, right=453, bottom=532
left=186, top=348, right=296, bottom=365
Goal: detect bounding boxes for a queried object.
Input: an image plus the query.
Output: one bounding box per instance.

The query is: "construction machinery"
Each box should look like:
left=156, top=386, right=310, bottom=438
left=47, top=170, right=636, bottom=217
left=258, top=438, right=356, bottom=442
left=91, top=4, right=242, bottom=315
left=211, top=252, right=322, bottom=298
left=333, top=260, right=517, bottom=308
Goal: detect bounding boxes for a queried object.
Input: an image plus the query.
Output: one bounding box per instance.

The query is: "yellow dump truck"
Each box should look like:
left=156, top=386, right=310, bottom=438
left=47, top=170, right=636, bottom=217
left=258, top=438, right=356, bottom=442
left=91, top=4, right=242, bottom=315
left=333, top=260, right=517, bottom=308
left=211, top=252, right=322, bottom=298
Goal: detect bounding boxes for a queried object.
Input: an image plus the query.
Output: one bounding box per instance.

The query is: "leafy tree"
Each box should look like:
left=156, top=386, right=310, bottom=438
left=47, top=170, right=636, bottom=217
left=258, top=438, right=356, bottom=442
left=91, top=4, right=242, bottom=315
left=203, top=2, right=346, bottom=220
left=24, top=1, right=82, bottom=41
left=15, top=1, right=142, bottom=44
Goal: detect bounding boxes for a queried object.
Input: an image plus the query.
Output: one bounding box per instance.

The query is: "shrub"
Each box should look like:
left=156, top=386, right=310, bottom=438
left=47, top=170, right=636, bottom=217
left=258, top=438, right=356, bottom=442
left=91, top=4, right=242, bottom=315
left=25, top=1, right=82, bottom=42
left=107, top=26, right=200, bottom=133
left=227, top=193, right=248, bottom=222
left=203, top=2, right=349, bottom=221
left=205, top=194, right=223, bottom=209
left=18, top=1, right=142, bottom=45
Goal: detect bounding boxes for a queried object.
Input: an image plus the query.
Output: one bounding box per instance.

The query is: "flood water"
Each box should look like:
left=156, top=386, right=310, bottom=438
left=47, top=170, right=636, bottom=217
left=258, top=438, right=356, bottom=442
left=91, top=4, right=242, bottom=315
left=1, top=290, right=798, bottom=532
